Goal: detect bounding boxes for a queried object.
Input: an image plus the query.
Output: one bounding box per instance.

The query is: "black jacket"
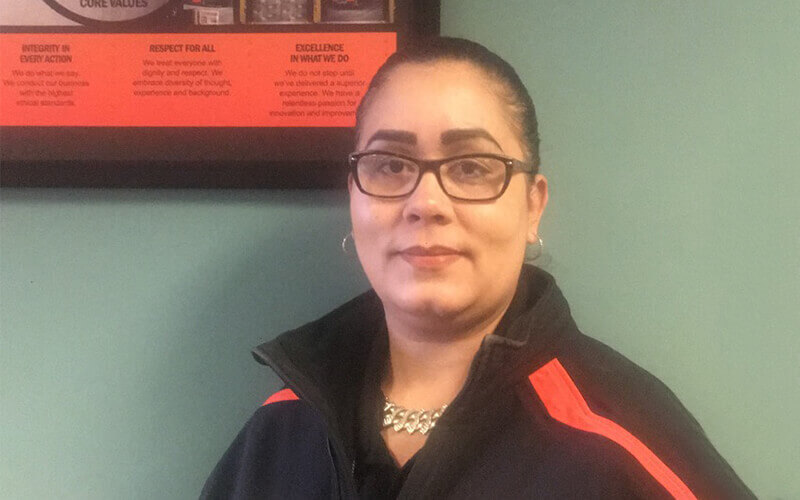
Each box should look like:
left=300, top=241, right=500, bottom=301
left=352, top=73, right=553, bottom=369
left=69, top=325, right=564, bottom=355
left=201, top=266, right=754, bottom=499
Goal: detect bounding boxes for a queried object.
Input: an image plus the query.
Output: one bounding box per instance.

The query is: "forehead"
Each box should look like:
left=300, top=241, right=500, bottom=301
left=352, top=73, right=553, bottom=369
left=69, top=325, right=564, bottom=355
left=358, top=61, right=523, bottom=157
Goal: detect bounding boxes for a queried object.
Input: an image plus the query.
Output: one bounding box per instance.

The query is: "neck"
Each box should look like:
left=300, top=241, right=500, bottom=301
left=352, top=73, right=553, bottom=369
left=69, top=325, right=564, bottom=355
left=381, top=300, right=511, bottom=409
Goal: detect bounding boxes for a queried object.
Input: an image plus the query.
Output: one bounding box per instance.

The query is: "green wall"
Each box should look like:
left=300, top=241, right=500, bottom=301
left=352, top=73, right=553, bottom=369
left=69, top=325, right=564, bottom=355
left=1, top=1, right=798, bottom=498
left=441, top=2, right=800, bottom=498
left=0, top=190, right=368, bottom=498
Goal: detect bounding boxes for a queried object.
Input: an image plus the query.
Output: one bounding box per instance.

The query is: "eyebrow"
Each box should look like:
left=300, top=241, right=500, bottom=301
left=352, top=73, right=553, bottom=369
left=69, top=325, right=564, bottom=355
left=364, top=127, right=504, bottom=152
left=365, top=129, right=417, bottom=148
left=440, top=128, right=504, bottom=152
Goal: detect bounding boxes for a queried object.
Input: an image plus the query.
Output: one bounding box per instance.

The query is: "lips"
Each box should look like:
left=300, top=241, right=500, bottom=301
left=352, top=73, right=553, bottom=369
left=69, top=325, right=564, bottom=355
left=396, top=245, right=464, bottom=268
left=400, top=245, right=461, bottom=256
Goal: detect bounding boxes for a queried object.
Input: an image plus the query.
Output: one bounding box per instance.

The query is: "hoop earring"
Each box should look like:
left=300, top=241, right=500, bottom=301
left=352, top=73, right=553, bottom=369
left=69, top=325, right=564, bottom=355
left=524, top=234, right=543, bottom=263
left=341, top=231, right=355, bottom=256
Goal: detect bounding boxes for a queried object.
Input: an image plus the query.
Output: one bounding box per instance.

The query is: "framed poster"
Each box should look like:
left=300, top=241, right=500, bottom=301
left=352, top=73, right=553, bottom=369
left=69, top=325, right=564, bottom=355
left=0, top=0, right=440, bottom=188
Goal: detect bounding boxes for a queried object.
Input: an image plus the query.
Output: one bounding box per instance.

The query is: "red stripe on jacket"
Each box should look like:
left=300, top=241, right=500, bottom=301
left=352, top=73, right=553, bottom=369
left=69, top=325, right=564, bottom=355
left=262, top=388, right=299, bottom=406
left=528, top=358, right=697, bottom=500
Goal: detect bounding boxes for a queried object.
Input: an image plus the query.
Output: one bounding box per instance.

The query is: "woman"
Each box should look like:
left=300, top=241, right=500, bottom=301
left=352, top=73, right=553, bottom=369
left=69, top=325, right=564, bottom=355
left=202, top=38, right=753, bottom=499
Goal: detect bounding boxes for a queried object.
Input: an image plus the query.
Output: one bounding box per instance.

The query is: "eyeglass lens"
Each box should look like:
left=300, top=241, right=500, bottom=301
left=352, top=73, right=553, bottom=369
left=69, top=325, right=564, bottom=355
left=356, top=153, right=508, bottom=200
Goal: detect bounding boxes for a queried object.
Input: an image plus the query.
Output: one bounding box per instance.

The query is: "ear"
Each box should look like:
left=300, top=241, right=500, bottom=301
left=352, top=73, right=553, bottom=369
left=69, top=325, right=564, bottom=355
left=526, top=173, right=549, bottom=243
left=347, top=172, right=355, bottom=195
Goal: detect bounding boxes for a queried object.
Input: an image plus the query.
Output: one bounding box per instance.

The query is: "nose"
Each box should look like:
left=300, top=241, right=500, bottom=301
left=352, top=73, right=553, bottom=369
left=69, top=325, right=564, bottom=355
left=401, top=171, right=454, bottom=224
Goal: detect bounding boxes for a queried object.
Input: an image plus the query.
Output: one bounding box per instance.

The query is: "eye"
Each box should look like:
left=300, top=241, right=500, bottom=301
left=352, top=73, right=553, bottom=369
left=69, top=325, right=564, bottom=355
left=449, top=158, right=493, bottom=178
left=443, top=157, right=507, bottom=188
left=383, top=159, right=409, bottom=175
left=373, top=156, right=417, bottom=178
left=357, top=153, right=417, bottom=179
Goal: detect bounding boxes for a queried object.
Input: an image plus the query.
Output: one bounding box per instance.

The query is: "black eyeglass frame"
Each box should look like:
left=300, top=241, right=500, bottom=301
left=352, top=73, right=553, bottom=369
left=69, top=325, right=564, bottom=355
left=348, top=150, right=533, bottom=202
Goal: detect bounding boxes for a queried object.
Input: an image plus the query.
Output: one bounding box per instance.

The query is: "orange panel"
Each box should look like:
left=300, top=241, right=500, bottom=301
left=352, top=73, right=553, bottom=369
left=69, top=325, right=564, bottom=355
left=528, top=359, right=697, bottom=500
left=0, top=32, right=396, bottom=127
left=262, top=388, right=300, bottom=406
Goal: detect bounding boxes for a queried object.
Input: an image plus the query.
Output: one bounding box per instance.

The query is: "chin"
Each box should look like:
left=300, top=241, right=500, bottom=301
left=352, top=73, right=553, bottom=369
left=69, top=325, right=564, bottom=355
left=390, top=283, right=472, bottom=319
left=364, top=260, right=477, bottom=318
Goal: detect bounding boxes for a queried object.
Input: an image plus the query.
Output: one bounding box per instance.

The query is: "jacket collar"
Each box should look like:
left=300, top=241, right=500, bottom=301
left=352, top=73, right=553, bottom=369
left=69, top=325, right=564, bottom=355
left=437, top=265, right=579, bottom=422
left=252, top=288, right=383, bottom=462
left=251, top=265, right=578, bottom=456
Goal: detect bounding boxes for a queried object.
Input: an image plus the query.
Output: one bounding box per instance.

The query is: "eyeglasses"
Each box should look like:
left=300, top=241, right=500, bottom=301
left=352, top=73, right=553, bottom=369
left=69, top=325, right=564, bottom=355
left=348, top=150, right=533, bottom=201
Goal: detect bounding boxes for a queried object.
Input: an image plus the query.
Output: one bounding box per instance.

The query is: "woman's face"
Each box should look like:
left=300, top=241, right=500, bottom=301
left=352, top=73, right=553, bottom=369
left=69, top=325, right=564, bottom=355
left=349, top=60, right=548, bottom=327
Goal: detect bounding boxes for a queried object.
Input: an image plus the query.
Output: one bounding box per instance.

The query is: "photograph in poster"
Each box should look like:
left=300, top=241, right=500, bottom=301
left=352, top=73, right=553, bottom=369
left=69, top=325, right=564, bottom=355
left=321, top=0, right=389, bottom=24
left=41, top=0, right=176, bottom=24
left=248, top=0, right=313, bottom=24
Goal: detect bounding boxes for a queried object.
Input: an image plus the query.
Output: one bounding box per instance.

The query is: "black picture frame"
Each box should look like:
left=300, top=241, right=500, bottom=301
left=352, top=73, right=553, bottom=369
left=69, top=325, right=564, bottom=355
left=0, top=0, right=440, bottom=188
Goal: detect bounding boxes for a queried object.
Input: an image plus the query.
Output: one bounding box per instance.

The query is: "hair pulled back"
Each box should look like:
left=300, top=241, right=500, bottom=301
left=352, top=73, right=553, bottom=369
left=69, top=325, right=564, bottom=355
left=355, top=37, right=541, bottom=174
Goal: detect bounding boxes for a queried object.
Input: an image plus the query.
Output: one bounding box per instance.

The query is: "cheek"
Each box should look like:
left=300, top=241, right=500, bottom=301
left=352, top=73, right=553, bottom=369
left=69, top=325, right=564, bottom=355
left=350, top=196, right=395, bottom=262
left=470, top=217, right=525, bottom=261
left=350, top=196, right=381, bottom=235
left=466, top=199, right=530, bottom=254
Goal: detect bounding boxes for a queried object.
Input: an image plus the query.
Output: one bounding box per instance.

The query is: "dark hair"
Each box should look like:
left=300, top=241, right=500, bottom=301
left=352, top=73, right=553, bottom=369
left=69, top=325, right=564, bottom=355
left=355, top=37, right=541, bottom=174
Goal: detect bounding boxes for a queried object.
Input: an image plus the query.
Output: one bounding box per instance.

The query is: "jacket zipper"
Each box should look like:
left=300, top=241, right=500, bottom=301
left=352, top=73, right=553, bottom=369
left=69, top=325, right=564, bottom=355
left=260, top=354, right=359, bottom=499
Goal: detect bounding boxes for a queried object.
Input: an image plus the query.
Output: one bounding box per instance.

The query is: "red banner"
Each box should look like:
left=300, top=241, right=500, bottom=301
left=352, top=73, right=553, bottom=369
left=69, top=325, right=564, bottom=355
left=0, top=32, right=396, bottom=127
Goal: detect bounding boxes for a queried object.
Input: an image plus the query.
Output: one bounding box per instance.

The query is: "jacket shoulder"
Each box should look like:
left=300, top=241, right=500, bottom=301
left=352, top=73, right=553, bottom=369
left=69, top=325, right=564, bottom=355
left=200, top=389, right=337, bottom=499
left=533, top=333, right=754, bottom=499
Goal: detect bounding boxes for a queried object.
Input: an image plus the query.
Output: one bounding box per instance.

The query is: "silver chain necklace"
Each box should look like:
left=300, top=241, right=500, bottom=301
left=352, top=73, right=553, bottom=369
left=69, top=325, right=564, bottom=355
left=382, top=396, right=448, bottom=435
